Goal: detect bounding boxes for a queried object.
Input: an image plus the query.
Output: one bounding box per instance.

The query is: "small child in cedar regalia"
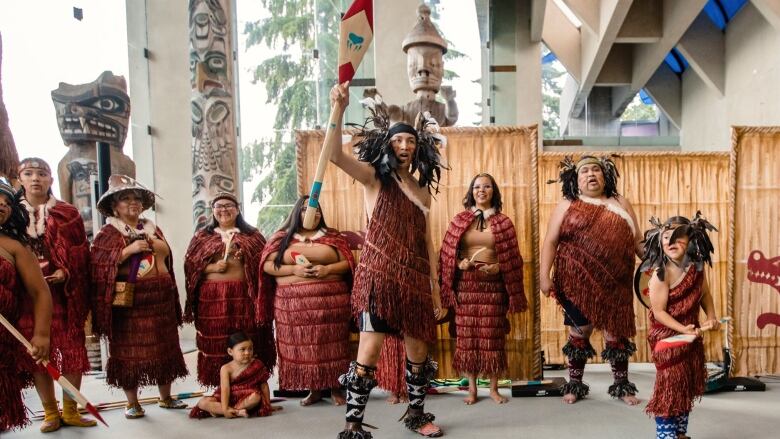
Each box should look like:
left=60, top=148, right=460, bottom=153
left=639, top=212, right=720, bottom=439
left=190, top=332, right=273, bottom=419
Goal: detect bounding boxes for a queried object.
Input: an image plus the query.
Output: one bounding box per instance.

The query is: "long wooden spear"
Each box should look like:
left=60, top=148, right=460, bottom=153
left=0, top=312, right=108, bottom=427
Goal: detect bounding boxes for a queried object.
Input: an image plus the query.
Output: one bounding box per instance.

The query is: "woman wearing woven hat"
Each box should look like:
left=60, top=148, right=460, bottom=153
left=438, top=173, right=527, bottom=405
left=260, top=195, right=355, bottom=407
left=91, top=175, right=188, bottom=419
left=16, top=158, right=95, bottom=431
left=0, top=180, right=52, bottom=432
left=540, top=156, right=643, bottom=406
left=183, top=192, right=273, bottom=389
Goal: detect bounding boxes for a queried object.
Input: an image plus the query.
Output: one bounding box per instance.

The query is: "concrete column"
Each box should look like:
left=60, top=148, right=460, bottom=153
left=515, top=0, right=542, bottom=137
left=126, top=0, right=193, bottom=339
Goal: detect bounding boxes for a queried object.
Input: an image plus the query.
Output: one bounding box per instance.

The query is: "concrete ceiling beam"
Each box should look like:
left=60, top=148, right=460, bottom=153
left=751, top=0, right=780, bottom=31
left=595, top=43, right=633, bottom=85
left=612, top=0, right=708, bottom=116
left=677, top=11, right=725, bottom=97
left=615, top=0, right=662, bottom=43
left=562, top=0, right=601, bottom=34
left=565, top=0, right=634, bottom=117
left=643, top=63, right=681, bottom=128
left=531, top=0, right=547, bottom=42
left=542, top=0, right=583, bottom=83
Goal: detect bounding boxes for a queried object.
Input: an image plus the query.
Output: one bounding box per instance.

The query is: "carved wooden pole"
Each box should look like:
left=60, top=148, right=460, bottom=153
left=189, top=0, right=240, bottom=230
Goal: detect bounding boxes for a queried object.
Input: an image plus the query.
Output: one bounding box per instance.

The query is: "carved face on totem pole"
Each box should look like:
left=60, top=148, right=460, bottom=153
left=51, top=71, right=134, bottom=240
left=189, top=0, right=238, bottom=230
left=402, top=5, right=447, bottom=95
left=51, top=71, right=130, bottom=148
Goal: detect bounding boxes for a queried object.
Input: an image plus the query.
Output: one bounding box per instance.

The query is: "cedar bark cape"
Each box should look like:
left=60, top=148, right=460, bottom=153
left=0, top=258, right=33, bottom=432
left=19, top=201, right=90, bottom=345
left=438, top=209, right=527, bottom=312
left=183, top=229, right=274, bottom=375
left=553, top=199, right=636, bottom=338
left=351, top=181, right=436, bottom=342
left=257, top=228, right=355, bottom=325
left=189, top=358, right=273, bottom=419
left=646, top=267, right=707, bottom=417
left=90, top=223, right=182, bottom=337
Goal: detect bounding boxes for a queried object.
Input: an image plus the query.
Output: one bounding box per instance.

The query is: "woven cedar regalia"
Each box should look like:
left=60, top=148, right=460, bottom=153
left=438, top=209, right=527, bottom=375
left=549, top=156, right=636, bottom=338
left=258, top=228, right=355, bottom=390
left=18, top=197, right=90, bottom=374
left=646, top=266, right=707, bottom=417
left=90, top=220, right=188, bottom=388
left=184, top=229, right=273, bottom=387
left=347, top=103, right=445, bottom=342
left=640, top=213, right=716, bottom=417
left=0, top=255, right=33, bottom=432
left=189, top=358, right=273, bottom=419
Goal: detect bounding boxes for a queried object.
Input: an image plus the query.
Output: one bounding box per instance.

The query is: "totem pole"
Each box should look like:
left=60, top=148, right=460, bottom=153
left=383, top=4, right=458, bottom=127
left=190, top=0, right=240, bottom=230
left=0, top=33, right=19, bottom=182
left=51, top=71, right=134, bottom=239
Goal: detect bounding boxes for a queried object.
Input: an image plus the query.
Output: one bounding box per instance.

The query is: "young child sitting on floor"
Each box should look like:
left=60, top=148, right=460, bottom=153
left=190, top=331, right=273, bottom=419
left=640, top=213, right=720, bottom=439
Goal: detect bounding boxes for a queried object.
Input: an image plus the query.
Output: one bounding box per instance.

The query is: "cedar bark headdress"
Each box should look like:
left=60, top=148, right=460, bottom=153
left=351, top=94, right=446, bottom=193
left=639, top=211, right=717, bottom=281
left=547, top=155, right=620, bottom=200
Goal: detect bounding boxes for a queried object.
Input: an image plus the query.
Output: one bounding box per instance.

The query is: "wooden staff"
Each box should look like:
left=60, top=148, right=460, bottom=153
left=303, top=0, right=373, bottom=229
left=0, top=312, right=108, bottom=427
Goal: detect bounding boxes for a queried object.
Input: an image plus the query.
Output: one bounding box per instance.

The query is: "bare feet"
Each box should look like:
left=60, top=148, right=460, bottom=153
left=236, top=409, right=249, bottom=418
left=562, top=393, right=578, bottom=404
left=463, top=391, right=478, bottom=405
left=331, top=388, right=346, bottom=406
left=489, top=390, right=508, bottom=404
left=620, top=394, right=640, bottom=406
left=300, top=390, right=323, bottom=406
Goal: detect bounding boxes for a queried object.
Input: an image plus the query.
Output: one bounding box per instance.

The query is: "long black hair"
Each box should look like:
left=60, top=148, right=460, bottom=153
left=0, top=181, right=29, bottom=244
left=638, top=212, right=717, bottom=281
left=273, top=195, right=328, bottom=269
left=462, top=173, right=503, bottom=212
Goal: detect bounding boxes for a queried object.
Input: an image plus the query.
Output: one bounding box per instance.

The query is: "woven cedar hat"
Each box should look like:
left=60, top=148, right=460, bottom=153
left=96, top=174, right=155, bottom=217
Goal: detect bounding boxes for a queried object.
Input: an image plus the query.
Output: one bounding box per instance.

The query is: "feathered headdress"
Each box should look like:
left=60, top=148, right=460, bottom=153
left=638, top=211, right=717, bottom=281
left=350, top=94, right=446, bottom=194
left=546, top=155, right=620, bottom=201
left=0, top=178, right=29, bottom=244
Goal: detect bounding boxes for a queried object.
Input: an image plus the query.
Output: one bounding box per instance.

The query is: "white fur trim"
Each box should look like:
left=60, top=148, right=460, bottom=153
left=215, top=227, right=240, bottom=244
left=20, top=196, right=57, bottom=239
left=471, top=206, right=496, bottom=220
left=293, top=228, right=327, bottom=243
left=578, top=195, right=635, bottom=236
left=396, top=181, right=430, bottom=216
left=106, top=217, right=158, bottom=238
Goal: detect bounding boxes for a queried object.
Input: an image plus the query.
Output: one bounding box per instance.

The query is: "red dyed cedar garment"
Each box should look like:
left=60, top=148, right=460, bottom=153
left=189, top=358, right=273, bottom=418
left=646, top=266, right=707, bottom=417
left=376, top=335, right=408, bottom=399
left=258, top=229, right=355, bottom=390
left=18, top=200, right=90, bottom=374
left=352, top=180, right=436, bottom=342
left=553, top=199, right=636, bottom=338
left=438, top=210, right=527, bottom=375
left=90, top=224, right=188, bottom=389
left=0, top=256, right=33, bottom=432
left=183, top=230, right=273, bottom=387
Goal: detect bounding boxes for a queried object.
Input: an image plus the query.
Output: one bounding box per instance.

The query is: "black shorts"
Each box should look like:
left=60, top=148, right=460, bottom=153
left=358, top=311, right=400, bottom=335
left=556, top=291, right=590, bottom=328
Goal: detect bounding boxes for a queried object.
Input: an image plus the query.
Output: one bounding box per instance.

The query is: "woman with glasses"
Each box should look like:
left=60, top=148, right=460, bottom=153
left=184, top=192, right=272, bottom=388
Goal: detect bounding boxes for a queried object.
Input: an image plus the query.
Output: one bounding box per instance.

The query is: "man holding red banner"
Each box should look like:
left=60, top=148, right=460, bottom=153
left=328, top=80, right=446, bottom=438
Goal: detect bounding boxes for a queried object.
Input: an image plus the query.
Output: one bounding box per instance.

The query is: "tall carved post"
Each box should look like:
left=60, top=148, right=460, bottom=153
left=189, top=0, right=240, bottom=230
left=0, top=33, right=20, bottom=182
left=51, top=71, right=135, bottom=240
